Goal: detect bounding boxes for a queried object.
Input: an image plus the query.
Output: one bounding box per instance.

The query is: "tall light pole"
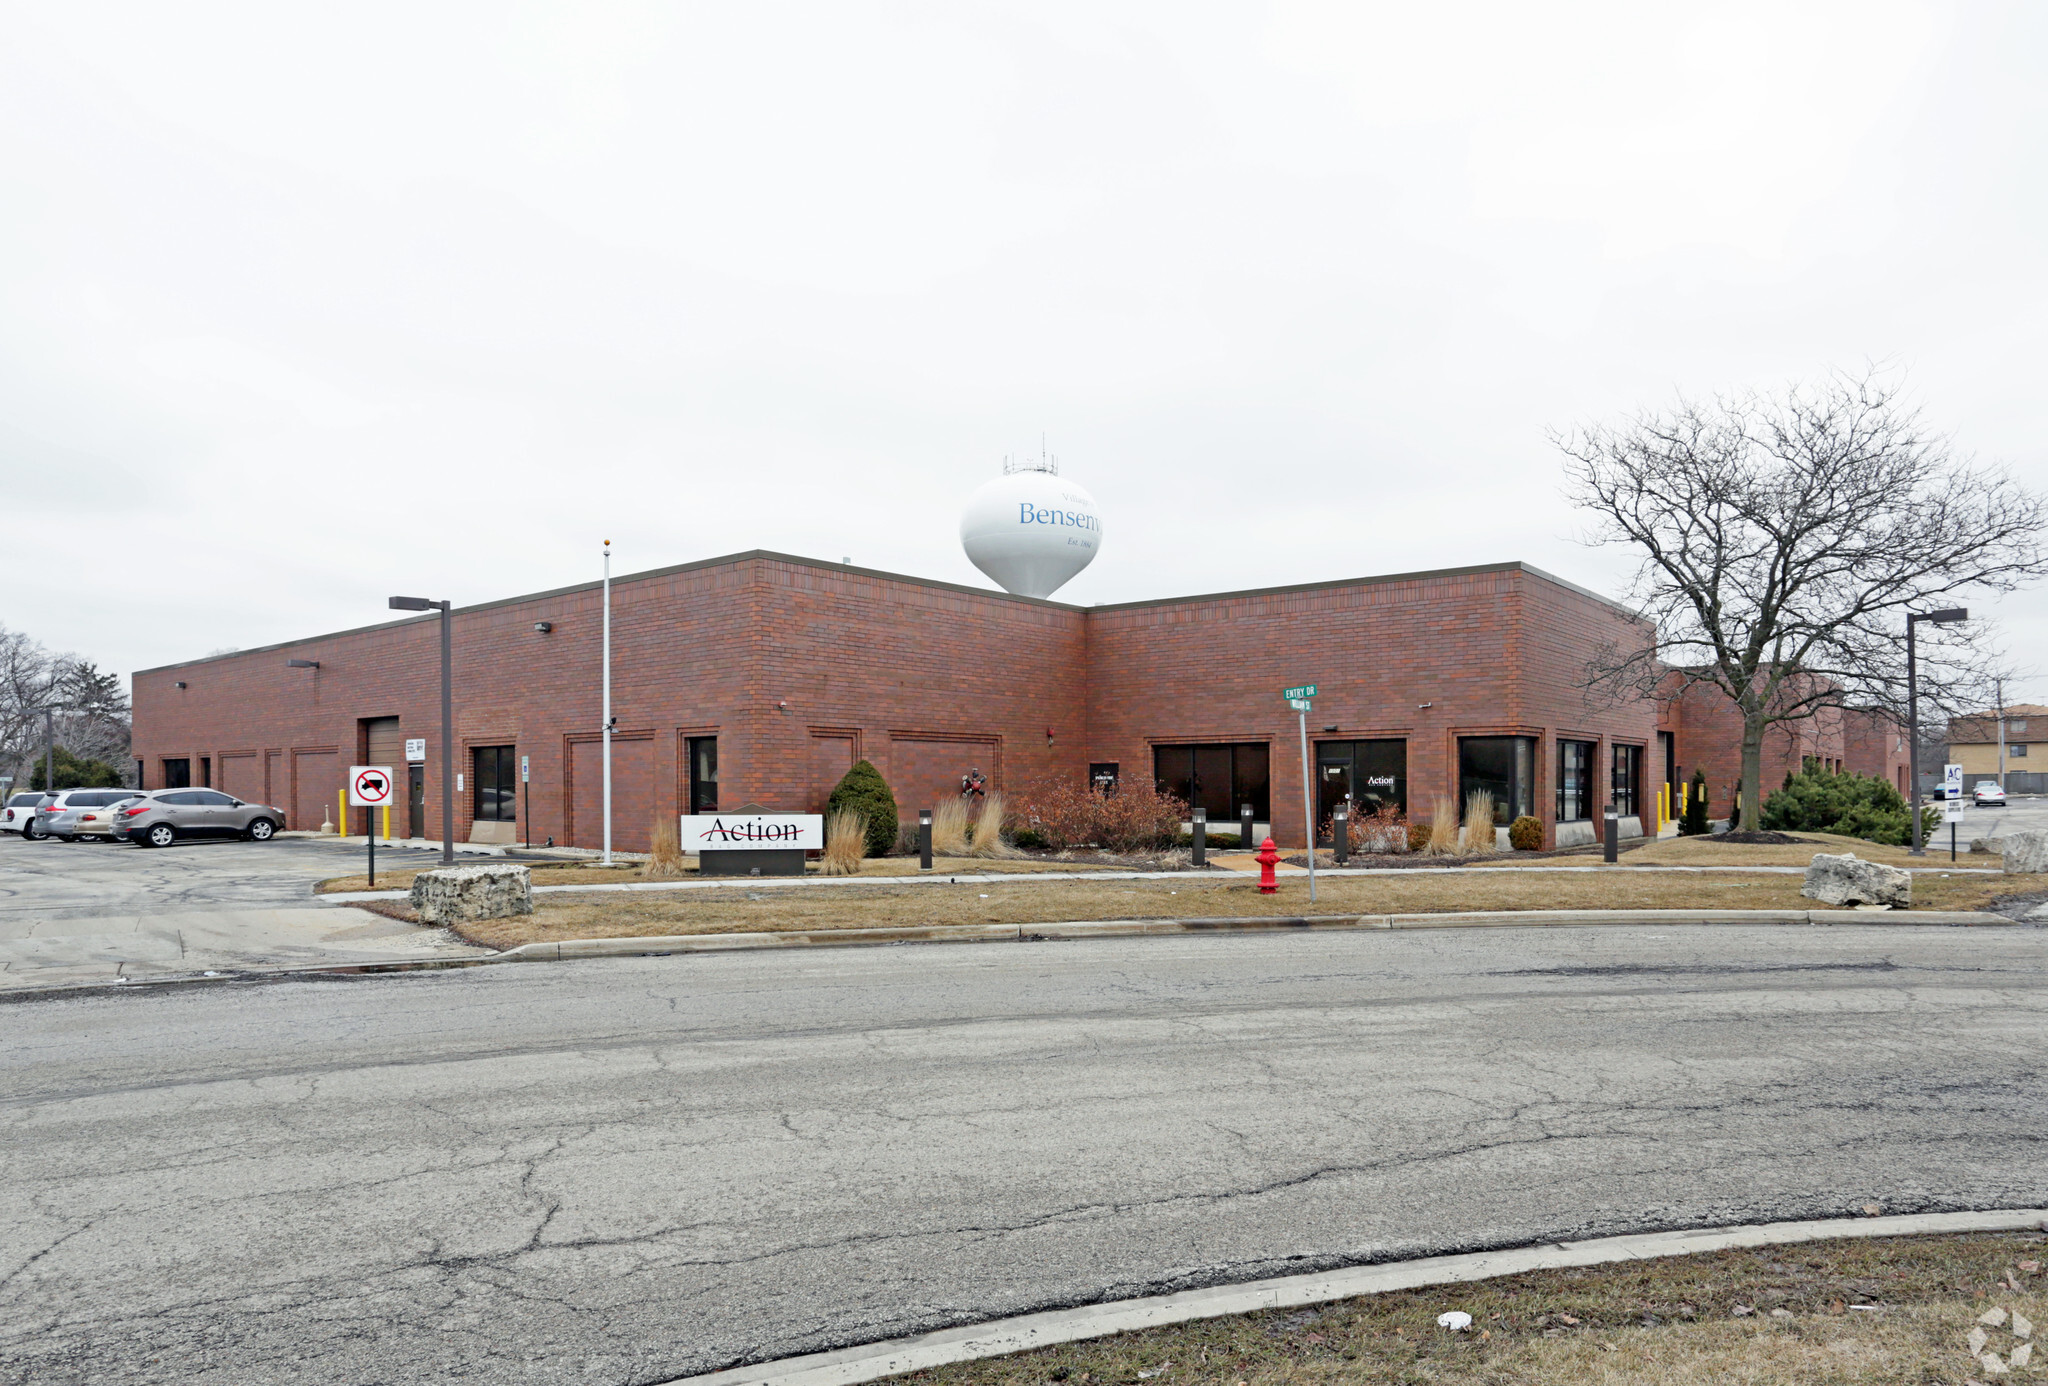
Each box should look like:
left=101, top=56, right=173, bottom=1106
left=1906, top=606, right=1968, bottom=857
left=389, top=595, right=455, bottom=865
left=602, top=539, right=613, bottom=867
left=1996, top=674, right=2007, bottom=787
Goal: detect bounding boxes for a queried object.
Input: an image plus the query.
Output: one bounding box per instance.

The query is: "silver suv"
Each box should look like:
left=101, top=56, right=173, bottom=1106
left=37, top=788, right=146, bottom=842
left=117, top=790, right=285, bottom=847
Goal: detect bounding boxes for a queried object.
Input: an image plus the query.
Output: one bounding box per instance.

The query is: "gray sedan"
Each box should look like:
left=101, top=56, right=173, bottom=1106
left=117, top=790, right=286, bottom=847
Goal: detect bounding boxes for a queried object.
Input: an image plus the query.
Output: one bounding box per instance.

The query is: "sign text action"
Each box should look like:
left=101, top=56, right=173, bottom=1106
left=679, top=814, right=823, bottom=852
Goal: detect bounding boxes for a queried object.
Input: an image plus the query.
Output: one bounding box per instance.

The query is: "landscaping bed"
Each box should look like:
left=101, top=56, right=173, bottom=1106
left=435, top=868, right=2014, bottom=952
left=890, top=1231, right=2046, bottom=1386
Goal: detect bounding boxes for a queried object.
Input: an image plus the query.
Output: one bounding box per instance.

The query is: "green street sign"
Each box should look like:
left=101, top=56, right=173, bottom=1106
left=1281, top=684, right=1318, bottom=701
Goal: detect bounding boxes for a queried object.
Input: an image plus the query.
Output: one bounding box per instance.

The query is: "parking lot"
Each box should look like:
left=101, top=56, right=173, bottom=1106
left=0, top=832, right=484, bottom=988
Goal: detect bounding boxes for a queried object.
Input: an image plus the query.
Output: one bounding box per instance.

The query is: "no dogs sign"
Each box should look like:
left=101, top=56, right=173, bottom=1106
left=349, top=765, right=396, bottom=807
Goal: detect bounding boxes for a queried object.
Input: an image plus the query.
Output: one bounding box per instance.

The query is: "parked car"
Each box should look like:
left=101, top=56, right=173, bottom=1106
left=116, top=789, right=285, bottom=847
left=1, top=792, right=51, bottom=837
left=1974, top=782, right=2008, bottom=807
left=72, top=793, right=147, bottom=840
left=35, top=788, right=145, bottom=842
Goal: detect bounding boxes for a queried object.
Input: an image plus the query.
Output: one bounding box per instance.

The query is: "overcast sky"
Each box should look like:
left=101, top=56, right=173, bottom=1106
left=5, top=2, right=2045, bottom=694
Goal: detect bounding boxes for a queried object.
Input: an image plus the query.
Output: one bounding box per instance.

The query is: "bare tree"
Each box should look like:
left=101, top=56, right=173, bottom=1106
left=0, top=629, right=133, bottom=788
left=1557, top=370, right=2048, bottom=831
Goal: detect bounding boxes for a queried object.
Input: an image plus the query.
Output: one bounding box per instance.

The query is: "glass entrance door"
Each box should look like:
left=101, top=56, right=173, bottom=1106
left=1314, top=740, right=1407, bottom=843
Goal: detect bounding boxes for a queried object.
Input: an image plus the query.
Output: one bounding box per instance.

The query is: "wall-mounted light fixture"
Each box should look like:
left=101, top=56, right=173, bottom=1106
left=174, top=681, right=187, bottom=690
left=533, top=621, right=552, bottom=633
left=1417, top=702, right=1434, bottom=709
left=286, top=659, right=320, bottom=670
left=1324, top=725, right=1339, bottom=733
left=1045, top=726, right=1055, bottom=746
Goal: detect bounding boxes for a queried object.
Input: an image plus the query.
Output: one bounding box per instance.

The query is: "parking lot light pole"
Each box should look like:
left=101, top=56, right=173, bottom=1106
left=390, top=596, right=455, bottom=865
left=1906, top=607, right=1968, bottom=857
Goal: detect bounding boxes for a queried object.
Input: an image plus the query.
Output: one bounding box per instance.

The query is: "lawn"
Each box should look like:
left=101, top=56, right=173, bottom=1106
left=444, top=865, right=2010, bottom=952
left=314, top=853, right=1119, bottom=895
left=889, top=1231, right=2045, bottom=1386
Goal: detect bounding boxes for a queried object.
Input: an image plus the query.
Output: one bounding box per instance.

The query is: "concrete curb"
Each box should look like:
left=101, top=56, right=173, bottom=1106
left=316, top=861, right=2008, bottom=903
left=659, top=1207, right=2048, bottom=1386
left=484, top=907, right=2015, bottom=962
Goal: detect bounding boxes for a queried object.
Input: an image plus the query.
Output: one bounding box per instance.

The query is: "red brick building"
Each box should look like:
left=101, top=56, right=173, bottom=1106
left=129, top=551, right=1900, bottom=850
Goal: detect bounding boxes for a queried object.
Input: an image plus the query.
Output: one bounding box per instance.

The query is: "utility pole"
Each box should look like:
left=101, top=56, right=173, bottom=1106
left=1906, top=607, right=1969, bottom=857
left=602, top=539, right=613, bottom=867
left=1997, top=675, right=2007, bottom=786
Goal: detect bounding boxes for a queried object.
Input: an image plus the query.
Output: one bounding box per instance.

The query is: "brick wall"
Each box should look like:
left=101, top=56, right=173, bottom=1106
left=133, top=553, right=1680, bottom=852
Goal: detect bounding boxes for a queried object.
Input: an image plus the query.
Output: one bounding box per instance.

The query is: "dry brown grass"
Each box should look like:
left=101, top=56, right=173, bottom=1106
left=1459, top=789, right=1497, bottom=856
left=446, top=865, right=2011, bottom=950
left=645, top=816, right=688, bottom=879
left=965, top=792, right=1019, bottom=859
left=315, top=853, right=1126, bottom=895
left=820, top=809, right=868, bottom=876
left=1621, top=830, right=1964, bottom=870
left=1426, top=795, right=1460, bottom=856
left=890, top=1232, right=2047, bottom=1386
left=931, top=798, right=971, bottom=855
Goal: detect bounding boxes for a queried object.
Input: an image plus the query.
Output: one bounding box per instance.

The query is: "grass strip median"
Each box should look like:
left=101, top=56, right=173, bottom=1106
left=444, top=868, right=2012, bottom=951
left=890, top=1231, right=2046, bottom=1386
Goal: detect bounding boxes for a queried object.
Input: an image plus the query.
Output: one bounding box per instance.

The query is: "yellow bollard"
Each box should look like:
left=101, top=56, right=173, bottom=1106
left=382, top=805, right=391, bottom=843
left=339, top=789, right=348, bottom=839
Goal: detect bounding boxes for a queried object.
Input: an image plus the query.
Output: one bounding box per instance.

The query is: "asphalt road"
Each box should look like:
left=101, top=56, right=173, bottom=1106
left=3, top=923, right=2044, bottom=1384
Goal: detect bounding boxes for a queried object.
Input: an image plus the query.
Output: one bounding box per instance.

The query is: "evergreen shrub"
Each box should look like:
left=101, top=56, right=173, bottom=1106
left=1680, top=771, right=1710, bottom=835
left=826, top=760, right=899, bottom=857
left=1759, top=765, right=1935, bottom=846
left=1508, top=815, right=1543, bottom=851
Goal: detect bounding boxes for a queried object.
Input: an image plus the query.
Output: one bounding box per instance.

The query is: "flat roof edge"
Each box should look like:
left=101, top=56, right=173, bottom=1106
left=1087, top=560, right=1638, bottom=617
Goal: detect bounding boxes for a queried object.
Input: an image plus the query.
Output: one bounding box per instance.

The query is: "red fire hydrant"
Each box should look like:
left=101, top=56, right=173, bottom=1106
left=1256, top=836, right=1281, bottom=894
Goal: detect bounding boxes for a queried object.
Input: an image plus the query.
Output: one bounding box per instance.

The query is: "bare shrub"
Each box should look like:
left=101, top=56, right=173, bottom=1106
left=965, top=792, right=1019, bottom=858
left=1426, top=795, right=1461, bottom=855
left=646, top=814, right=688, bottom=879
left=1461, top=789, right=1499, bottom=855
left=821, top=808, right=867, bottom=875
left=931, top=797, right=971, bottom=855
left=1011, top=778, right=1188, bottom=854
left=1332, top=803, right=1408, bottom=854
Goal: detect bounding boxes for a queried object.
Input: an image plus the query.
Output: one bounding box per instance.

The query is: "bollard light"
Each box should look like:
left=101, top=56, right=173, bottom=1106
left=1191, top=805, right=1207, bottom=869
left=918, top=808, right=933, bottom=871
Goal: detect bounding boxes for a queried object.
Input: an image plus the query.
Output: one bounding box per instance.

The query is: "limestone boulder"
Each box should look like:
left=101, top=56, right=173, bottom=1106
left=409, top=863, right=533, bottom=924
left=1801, top=852, right=1910, bottom=908
left=1970, top=837, right=2003, bottom=855
left=2001, top=830, right=2048, bottom=874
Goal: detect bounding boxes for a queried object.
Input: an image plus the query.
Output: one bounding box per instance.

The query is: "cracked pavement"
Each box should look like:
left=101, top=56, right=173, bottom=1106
left=2, top=923, right=2044, bottom=1384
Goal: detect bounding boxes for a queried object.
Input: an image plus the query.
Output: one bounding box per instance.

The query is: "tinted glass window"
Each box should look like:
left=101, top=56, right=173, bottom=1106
left=1459, top=737, right=1535, bottom=824
left=7, top=794, right=41, bottom=807
left=1151, top=744, right=1270, bottom=820
left=472, top=745, right=517, bottom=822
left=162, top=758, right=191, bottom=789
left=688, top=737, right=719, bottom=814
left=159, top=792, right=206, bottom=806
left=194, top=791, right=237, bottom=806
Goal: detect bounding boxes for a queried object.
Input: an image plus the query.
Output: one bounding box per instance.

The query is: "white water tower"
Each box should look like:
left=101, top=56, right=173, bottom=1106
left=960, top=455, right=1103, bottom=599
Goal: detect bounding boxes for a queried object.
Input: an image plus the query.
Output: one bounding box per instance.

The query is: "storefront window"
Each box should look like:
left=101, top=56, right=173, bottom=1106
left=1458, top=737, right=1533, bottom=824
left=1153, top=743, right=1270, bottom=820
left=1557, top=739, right=1597, bottom=822
left=162, top=758, right=191, bottom=789
left=472, top=745, right=517, bottom=822
left=1612, top=743, right=1642, bottom=818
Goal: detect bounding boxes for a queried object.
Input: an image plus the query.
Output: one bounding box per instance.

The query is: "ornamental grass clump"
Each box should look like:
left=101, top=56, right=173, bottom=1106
left=1426, top=795, right=1461, bottom=855
left=964, top=792, right=1018, bottom=858
left=1461, top=789, right=1499, bottom=855
left=646, top=814, right=688, bottom=879
left=826, top=760, right=899, bottom=857
left=930, top=797, right=971, bottom=855
left=820, top=809, right=867, bottom=875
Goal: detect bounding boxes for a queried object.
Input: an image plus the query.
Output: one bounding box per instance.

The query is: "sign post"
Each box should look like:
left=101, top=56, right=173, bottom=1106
left=349, top=765, right=396, bottom=886
left=1943, top=795, right=1965, bottom=862
left=521, top=754, right=531, bottom=850
left=1282, top=684, right=1319, bottom=903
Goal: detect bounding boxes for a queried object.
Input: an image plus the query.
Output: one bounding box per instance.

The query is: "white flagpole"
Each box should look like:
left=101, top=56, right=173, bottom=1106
left=602, top=539, right=613, bottom=866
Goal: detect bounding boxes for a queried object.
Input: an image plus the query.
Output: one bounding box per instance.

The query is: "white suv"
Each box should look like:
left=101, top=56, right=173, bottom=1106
left=2, top=792, right=50, bottom=837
